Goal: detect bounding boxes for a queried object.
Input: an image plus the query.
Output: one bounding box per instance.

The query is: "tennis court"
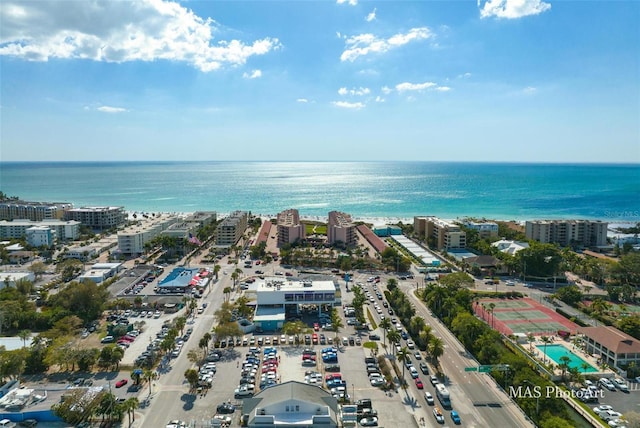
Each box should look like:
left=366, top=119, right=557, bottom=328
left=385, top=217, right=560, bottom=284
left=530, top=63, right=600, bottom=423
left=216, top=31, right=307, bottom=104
left=475, top=297, right=578, bottom=336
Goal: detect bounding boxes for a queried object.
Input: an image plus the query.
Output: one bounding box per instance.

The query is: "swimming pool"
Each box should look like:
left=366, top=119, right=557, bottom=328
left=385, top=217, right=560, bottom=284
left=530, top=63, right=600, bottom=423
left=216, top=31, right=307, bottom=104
left=537, top=344, right=598, bottom=373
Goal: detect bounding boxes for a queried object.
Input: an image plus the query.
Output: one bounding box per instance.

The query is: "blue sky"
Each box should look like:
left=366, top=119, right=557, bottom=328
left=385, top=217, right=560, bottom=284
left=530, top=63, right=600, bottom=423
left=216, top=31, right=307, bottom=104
left=1, top=0, right=638, bottom=163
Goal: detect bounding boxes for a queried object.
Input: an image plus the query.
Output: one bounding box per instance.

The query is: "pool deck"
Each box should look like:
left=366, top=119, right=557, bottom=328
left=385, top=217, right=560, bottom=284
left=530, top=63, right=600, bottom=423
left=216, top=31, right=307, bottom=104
left=528, top=337, right=609, bottom=377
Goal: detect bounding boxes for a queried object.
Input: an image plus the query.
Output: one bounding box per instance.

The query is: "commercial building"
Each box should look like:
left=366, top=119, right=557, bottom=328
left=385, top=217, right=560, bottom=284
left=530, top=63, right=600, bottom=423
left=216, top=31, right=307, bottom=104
left=525, top=220, right=608, bottom=247
left=277, top=209, right=305, bottom=247
left=64, top=206, right=127, bottom=230
left=462, top=220, right=499, bottom=239
left=215, top=211, right=248, bottom=247
left=78, top=263, right=123, bottom=284
left=413, top=216, right=466, bottom=251
left=242, top=381, right=339, bottom=427
left=0, top=201, right=71, bottom=221
left=0, top=219, right=80, bottom=242
left=578, top=326, right=640, bottom=370
left=117, top=214, right=178, bottom=256
left=0, top=272, right=35, bottom=289
left=327, top=211, right=357, bottom=247
left=251, top=277, right=338, bottom=331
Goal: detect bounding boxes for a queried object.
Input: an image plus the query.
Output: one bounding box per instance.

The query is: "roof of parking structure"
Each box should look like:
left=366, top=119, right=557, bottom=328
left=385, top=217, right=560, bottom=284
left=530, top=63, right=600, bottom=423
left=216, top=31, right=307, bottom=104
left=389, top=235, right=440, bottom=266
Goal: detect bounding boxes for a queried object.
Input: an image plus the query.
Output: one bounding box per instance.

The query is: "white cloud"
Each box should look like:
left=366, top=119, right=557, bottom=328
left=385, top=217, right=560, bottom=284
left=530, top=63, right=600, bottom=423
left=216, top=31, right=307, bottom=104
left=332, top=101, right=365, bottom=109
left=375, top=96, right=385, bottom=103
left=381, top=86, right=392, bottom=95
left=478, top=0, right=551, bottom=19
left=435, top=86, right=451, bottom=92
left=365, top=8, right=377, bottom=22
left=0, top=0, right=280, bottom=72
left=340, top=27, right=432, bottom=62
left=338, top=86, right=370, bottom=96
left=395, top=82, right=437, bottom=92
left=96, top=106, right=127, bottom=113
left=523, top=86, right=537, bottom=94
left=297, top=98, right=309, bottom=103
left=458, top=72, right=472, bottom=79
left=337, top=0, right=358, bottom=5
left=243, top=69, right=262, bottom=79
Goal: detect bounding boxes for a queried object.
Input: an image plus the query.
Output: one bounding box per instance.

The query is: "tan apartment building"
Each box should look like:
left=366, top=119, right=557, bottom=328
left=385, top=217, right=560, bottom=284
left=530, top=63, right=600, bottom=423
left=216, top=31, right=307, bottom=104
left=578, top=325, right=640, bottom=370
left=215, top=210, right=248, bottom=247
left=413, top=216, right=466, bottom=250
left=64, top=206, right=127, bottom=230
left=277, top=209, right=305, bottom=247
left=525, top=220, right=608, bottom=247
left=0, top=201, right=72, bottom=221
left=328, top=211, right=357, bottom=247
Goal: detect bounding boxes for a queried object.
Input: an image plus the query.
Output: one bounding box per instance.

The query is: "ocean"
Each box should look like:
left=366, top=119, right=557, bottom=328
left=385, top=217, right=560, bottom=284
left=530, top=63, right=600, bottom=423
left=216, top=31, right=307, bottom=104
left=0, top=161, right=638, bottom=223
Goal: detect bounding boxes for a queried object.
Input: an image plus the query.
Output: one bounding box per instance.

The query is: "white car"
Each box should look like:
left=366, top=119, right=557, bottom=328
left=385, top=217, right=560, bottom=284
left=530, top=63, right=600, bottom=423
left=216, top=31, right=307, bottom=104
left=608, top=419, right=628, bottom=428
left=600, top=410, right=623, bottom=422
left=406, top=340, right=415, bottom=349
left=613, top=378, right=629, bottom=392
left=593, top=405, right=613, bottom=414
left=424, top=391, right=434, bottom=405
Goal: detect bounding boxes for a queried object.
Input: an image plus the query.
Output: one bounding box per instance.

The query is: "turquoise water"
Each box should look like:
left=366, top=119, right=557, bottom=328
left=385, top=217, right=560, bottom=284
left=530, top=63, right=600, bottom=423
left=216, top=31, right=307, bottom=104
left=1, top=161, right=638, bottom=221
left=537, top=344, right=598, bottom=373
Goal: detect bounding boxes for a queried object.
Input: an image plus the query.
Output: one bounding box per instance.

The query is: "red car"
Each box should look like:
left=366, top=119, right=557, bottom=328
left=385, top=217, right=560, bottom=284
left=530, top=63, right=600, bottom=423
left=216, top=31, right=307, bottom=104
left=415, top=378, right=424, bottom=389
left=312, top=334, right=319, bottom=344
left=115, top=379, right=128, bottom=388
left=313, top=323, right=320, bottom=331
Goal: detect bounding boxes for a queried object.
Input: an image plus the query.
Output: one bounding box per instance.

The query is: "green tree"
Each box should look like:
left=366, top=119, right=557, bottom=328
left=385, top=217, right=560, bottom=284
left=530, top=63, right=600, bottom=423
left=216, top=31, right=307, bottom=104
left=428, top=336, right=444, bottom=369
left=282, top=320, right=308, bottom=346
left=329, top=307, right=344, bottom=342
left=48, top=279, right=109, bottom=323
left=387, top=329, right=401, bottom=355
left=184, top=368, right=200, bottom=392
left=554, top=285, right=583, bottom=307
left=397, top=346, right=410, bottom=384
left=439, top=272, right=475, bottom=288
left=379, top=317, right=392, bottom=349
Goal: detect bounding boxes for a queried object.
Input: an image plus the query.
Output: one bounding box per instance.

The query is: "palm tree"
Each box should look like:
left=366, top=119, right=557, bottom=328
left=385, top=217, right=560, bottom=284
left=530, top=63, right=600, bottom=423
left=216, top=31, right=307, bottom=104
left=419, top=326, right=433, bottom=354
left=213, top=264, right=221, bottom=281
left=187, top=349, right=204, bottom=370
left=379, top=317, right=392, bottom=349
left=527, top=333, right=536, bottom=352
left=143, top=369, right=157, bottom=398
left=123, top=397, right=139, bottom=426
left=397, top=346, right=410, bottom=385
left=429, top=337, right=444, bottom=369
left=223, top=287, right=232, bottom=302
left=18, top=329, right=31, bottom=348
left=330, top=308, right=344, bottom=344
left=488, top=302, right=496, bottom=329
left=387, top=329, right=401, bottom=356
left=174, top=316, right=186, bottom=335
left=558, top=355, right=571, bottom=382
left=540, top=336, right=552, bottom=365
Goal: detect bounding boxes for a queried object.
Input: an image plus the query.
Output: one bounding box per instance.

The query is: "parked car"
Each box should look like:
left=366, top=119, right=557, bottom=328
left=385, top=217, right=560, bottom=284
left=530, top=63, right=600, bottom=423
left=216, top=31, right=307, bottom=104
left=359, top=417, right=378, bottom=427
left=217, top=402, right=236, bottom=414
left=612, top=378, right=629, bottom=392
left=115, top=379, right=128, bottom=388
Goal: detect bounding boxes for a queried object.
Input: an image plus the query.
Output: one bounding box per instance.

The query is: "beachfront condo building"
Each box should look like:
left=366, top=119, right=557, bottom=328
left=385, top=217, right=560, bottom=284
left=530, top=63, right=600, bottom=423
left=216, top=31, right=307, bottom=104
left=525, top=220, right=608, bottom=247
left=215, top=210, right=248, bottom=247
left=462, top=220, right=499, bottom=239
left=117, top=214, right=178, bottom=256
left=277, top=209, right=306, bottom=247
left=327, top=211, right=357, bottom=247
left=184, top=211, right=217, bottom=227
left=64, top=206, right=127, bottom=230
left=0, top=219, right=81, bottom=242
left=0, top=200, right=72, bottom=221
left=413, top=216, right=467, bottom=251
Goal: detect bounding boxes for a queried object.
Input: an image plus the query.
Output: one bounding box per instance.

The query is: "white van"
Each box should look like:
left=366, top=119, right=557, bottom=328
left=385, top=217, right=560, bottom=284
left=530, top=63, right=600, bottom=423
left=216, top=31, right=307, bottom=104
left=0, top=419, right=13, bottom=427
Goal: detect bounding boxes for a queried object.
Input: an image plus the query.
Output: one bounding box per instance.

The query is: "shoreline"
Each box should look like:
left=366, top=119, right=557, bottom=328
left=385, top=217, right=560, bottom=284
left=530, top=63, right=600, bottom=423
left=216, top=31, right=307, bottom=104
left=126, top=211, right=637, bottom=230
